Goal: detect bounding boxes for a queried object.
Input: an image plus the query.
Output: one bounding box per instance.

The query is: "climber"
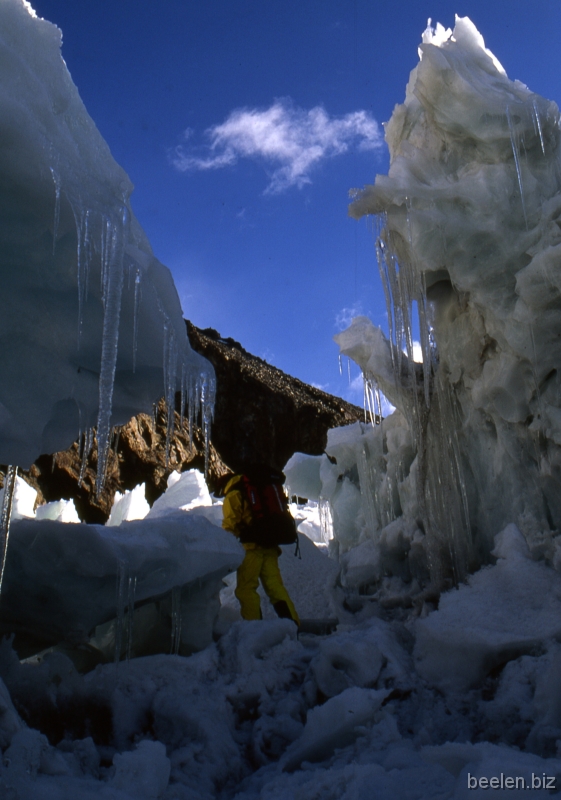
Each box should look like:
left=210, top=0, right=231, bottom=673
left=215, top=466, right=300, bottom=626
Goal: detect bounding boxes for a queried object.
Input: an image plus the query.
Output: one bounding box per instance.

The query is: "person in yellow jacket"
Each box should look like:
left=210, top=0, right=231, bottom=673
left=220, top=473, right=299, bottom=625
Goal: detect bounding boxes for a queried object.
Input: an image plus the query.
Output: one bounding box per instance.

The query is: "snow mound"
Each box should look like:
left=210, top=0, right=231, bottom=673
left=35, top=499, right=81, bottom=523
left=106, top=484, right=150, bottom=526
left=0, top=513, right=243, bottom=650
left=146, top=470, right=213, bottom=519
left=282, top=686, right=390, bottom=772
left=415, top=524, right=561, bottom=691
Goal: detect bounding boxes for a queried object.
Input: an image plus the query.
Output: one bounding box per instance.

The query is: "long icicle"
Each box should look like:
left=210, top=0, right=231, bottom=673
left=96, top=206, right=128, bottom=498
left=50, top=168, right=61, bottom=256
left=506, top=105, right=528, bottom=228
left=0, top=466, right=17, bottom=595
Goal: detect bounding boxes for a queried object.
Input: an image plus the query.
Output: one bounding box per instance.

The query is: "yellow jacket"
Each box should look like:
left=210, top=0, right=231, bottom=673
left=221, top=475, right=258, bottom=551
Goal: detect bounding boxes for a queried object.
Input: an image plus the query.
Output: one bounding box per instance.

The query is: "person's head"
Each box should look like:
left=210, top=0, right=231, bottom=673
left=212, top=471, right=235, bottom=497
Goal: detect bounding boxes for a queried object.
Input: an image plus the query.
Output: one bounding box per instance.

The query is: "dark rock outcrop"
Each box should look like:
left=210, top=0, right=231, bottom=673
left=4, top=323, right=367, bottom=522
left=185, top=322, right=368, bottom=473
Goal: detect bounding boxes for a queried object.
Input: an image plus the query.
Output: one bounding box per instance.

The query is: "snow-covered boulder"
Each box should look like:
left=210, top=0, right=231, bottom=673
left=414, top=525, right=561, bottom=691
left=106, top=484, right=150, bottom=526
left=0, top=475, right=37, bottom=520
left=284, top=453, right=323, bottom=501
left=146, top=469, right=213, bottom=519
left=35, top=498, right=81, bottom=524
left=282, top=686, right=390, bottom=772
left=0, top=513, right=243, bottom=656
left=111, top=740, right=170, bottom=799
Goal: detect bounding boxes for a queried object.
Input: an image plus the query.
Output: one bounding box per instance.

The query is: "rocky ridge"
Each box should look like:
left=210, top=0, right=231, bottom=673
left=4, top=323, right=367, bottom=522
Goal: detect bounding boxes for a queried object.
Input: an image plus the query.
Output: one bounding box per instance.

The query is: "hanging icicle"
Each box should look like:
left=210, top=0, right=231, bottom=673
left=532, top=100, right=546, bottom=156
left=199, top=371, right=216, bottom=479
left=126, top=575, right=136, bottom=663
left=170, top=586, right=182, bottom=656
left=132, top=267, right=141, bottom=373
left=506, top=105, right=529, bottom=228
left=96, top=205, right=129, bottom=498
left=50, top=167, right=61, bottom=256
left=78, top=427, right=93, bottom=488
left=0, top=466, right=16, bottom=596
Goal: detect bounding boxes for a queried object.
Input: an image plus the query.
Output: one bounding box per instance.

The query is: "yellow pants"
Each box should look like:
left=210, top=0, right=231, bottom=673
left=235, top=547, right=299, bottom=624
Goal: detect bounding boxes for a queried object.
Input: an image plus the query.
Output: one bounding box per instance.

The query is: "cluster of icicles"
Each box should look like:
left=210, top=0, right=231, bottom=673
left=0, top=182, right=216, bottom=614
left=113, top=567, right=184, bottom=665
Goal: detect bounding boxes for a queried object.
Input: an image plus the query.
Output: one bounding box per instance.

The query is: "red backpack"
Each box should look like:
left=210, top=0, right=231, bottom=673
left=236, top=467, right=298, bottom=548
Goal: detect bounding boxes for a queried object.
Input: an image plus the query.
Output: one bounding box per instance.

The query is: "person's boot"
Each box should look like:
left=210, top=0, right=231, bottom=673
left=274, top=600, right=298, bottom=626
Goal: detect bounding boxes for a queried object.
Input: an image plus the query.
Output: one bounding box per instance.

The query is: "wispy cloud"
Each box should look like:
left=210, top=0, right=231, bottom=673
left=335, top=304, right=365, bottom=332
left=172, top=99, right=382, bottom=194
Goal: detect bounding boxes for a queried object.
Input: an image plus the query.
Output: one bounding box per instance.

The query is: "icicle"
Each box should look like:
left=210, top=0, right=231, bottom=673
left=506, top=105, right=528, bottom=228
left=170, top=586, right=182, bottom=655
left=417, top=275, right=432, bottom=409
left=114, top=562, right=126, bottom=665
left=132, top=268, right=141, bottom=373
left=50, top=167, right=61, bottom=255
left=357, top=444, right=379, bottom=538
left=0, top=466, right=17, bottom=595
left=363, top=374, right=376, bottom=427
left=318, top=497, right=334, bottom=544
left=374, top=384, right=383, bottom=423
left=179, top=364, right=186, bottom=428
left=78, top=427, right=93, bottom=487
left=347, top=356, right=351, bottom=384
left=126, top=575, right=136, bottom=662
left=83, top=210, right=91, bottom=303
left=187, top=379, right=195, bottom=456
left=200, top=372, right=216, bottom=479
left=162, top=320, right=177, bottom=467
left=113, top=427, right=121, bottom=464
left=532, top=100, right=546, bottom=156
left=338, top=354, right=343, bottom=375
left=96, top=205, right=128, bottom=498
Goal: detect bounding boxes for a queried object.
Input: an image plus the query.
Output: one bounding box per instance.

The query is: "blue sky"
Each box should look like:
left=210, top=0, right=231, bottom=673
left=30, top=0, right=561, bottom=404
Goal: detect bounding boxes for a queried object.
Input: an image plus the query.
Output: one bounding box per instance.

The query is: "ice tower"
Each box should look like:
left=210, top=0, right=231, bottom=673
left=335, top=17, right=561, bottom=584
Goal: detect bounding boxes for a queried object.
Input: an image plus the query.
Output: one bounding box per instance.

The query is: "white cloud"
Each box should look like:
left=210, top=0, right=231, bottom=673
left=335, top=304, right=365, bottom=332
left=172, top=99, right=382, bottom=194
left=411, top=340, right=423, bottom=363
left=401, top=340, right=423, bottom=362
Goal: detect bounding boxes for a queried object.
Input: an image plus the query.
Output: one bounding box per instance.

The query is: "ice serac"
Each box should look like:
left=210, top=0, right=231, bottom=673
left=0, top=513, right=244, bottom=657
left=343, top=16, right=561, bottom=582
left=0, top=0, right=214, bottom=471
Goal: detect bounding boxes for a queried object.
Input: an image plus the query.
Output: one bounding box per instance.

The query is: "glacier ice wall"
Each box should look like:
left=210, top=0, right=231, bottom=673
left=0, top=0, right=214, bottom=471
left=342, top=17, right=561, bottom=583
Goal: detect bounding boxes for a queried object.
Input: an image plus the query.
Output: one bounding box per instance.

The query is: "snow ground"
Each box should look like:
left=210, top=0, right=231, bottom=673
left=3, top=512, right=561, bottom=798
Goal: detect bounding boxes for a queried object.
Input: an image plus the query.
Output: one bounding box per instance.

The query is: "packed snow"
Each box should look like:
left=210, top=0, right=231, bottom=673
left=3, top=6, right=561, bottom=799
